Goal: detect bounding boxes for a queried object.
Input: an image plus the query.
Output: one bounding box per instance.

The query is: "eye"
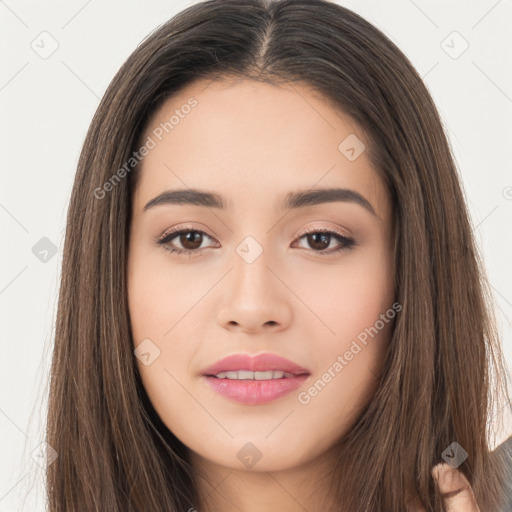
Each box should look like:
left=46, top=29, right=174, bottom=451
left=292, top=228, right=356, bottom=256
left=155, top=226, right=356, bottom=257
left=155, top=226, right=219, bottom=256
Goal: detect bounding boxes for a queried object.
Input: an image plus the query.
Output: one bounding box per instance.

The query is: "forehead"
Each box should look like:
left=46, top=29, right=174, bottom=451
left=134, top=77, right=390, bottom=222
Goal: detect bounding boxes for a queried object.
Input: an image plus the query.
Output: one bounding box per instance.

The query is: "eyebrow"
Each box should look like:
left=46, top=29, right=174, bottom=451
left=143, top=187, right=377, bottom=216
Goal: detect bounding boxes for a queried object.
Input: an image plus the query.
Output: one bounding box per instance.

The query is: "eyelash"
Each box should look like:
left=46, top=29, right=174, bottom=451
left=154, top=225, right=356, bottom=258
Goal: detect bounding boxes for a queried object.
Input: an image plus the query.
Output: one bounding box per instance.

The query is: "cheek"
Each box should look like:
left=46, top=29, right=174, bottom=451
left=297, top=296, right=394, bottom=437
left=295, top=249, right=394, bottom=406
left=127, top=247, right=203, bottom=393
left=127, top=255, right=196, bottom=428
left=295, top=246, right=394, bottom=341
left=127, top=245, right=195, bottom=344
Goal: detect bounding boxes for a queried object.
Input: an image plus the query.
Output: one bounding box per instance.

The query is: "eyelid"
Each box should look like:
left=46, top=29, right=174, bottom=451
left=294, top=222, right=351, bottom=240
left=155, top=222, right=356, bottom=256
left=155, top=223, right=350, bottom=243
left=155, top=223, right=215, bottom=242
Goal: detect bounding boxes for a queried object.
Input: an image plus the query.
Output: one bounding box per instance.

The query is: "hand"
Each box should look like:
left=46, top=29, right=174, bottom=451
left=409, top=463, right=481, bottom=511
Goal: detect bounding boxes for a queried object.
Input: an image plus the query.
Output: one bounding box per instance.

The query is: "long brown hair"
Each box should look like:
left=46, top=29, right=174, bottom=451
left=45, top=0, right=511, bottom=510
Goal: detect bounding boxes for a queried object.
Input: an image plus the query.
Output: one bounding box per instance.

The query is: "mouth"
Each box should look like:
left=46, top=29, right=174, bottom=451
left=201, top=353, right=310, bottom=405
left=209, top=370, right=300, bottom=380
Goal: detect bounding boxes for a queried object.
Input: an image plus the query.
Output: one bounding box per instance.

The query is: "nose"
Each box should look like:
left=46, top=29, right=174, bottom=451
left=216, top=245, right=293, bottom=334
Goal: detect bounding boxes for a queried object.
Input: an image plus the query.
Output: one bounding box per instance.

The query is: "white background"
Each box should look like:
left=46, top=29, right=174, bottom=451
left=1, top=1, right=511, bottom=510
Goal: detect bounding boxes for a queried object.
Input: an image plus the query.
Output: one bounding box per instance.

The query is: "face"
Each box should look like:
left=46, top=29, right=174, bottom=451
left=127, top=77, right=396, bottom=474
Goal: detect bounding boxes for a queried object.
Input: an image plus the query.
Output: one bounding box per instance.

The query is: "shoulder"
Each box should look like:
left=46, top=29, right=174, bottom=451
left=492, top=436, right=512, bottom=511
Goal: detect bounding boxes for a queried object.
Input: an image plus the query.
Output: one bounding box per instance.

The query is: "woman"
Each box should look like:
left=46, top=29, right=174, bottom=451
left=46, top=0, right=512, bottom=510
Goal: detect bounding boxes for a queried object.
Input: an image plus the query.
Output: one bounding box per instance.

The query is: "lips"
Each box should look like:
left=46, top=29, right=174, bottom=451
left=201, top=353, right=310, bottom=405
left=201, top=353, right=310, bottom=377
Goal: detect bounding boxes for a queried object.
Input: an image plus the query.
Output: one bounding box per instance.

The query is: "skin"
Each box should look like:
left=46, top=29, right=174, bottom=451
left=127, top=77, right=480, bottom=512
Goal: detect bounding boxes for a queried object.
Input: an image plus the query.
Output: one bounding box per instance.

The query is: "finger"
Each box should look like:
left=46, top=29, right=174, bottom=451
left=405, top=493, right=426, bottom=512
left=432, top=463, right=481, bottom=512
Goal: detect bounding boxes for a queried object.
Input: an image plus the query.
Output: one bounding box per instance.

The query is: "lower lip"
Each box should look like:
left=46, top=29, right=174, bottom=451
left=203, top=375, right=309, bottom=405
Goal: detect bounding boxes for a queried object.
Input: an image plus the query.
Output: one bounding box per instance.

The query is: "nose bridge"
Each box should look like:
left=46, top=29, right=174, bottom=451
left=231, top=233, right=274, bottom=295
left=216, top=231, right=292, bottom=331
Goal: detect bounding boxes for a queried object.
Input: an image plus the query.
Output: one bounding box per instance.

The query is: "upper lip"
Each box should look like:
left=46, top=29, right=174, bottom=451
left=201, top=353, right=310, bottom=376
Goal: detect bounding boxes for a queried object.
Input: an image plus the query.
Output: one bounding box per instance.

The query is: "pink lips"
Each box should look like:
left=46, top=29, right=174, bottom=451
left=201, top=353, right=310, bottom=405
left=202, top=353, right=310, bottom=376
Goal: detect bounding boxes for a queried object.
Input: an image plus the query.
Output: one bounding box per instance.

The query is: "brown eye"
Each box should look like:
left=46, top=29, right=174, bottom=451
left=156, top=227, right=355, bottom=257
left=178, top=231, right=203, bottom=250
left=306, top=232, right=330, bottom=251
left=293, top=229, right=356, bottom=255
left=156, top=228, right=217, bottom=255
